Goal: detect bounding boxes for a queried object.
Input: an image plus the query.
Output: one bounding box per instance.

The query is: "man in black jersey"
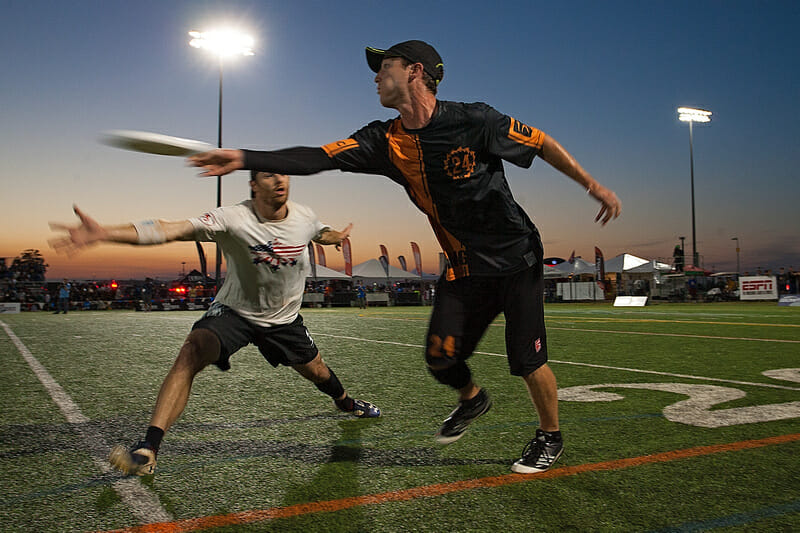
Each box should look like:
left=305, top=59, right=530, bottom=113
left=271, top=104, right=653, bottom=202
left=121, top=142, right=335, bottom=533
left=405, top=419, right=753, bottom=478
left=190, top=40, right=621, bottom=473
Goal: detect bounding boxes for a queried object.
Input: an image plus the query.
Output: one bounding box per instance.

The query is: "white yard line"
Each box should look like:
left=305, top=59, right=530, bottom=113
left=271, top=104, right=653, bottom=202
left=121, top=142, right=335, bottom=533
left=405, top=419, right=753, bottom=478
left=0, top=320, right=172, bottom=525
left=546, top=326, right=800, bottom=344
left=313, top=332, right=800, bottom=392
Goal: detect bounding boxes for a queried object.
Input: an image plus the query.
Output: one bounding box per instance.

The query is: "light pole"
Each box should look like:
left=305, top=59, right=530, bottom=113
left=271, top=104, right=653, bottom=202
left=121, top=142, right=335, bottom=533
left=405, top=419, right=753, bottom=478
left=731, top=237, right=740, bottom=275
left=189, top=29, right=254, bottom=292
left=678, top=107, right=712, bottom=268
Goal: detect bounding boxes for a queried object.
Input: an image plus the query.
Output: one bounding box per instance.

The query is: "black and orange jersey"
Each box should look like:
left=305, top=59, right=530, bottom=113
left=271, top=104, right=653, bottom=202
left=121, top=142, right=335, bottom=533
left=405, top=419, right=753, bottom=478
left=322, top=101, right=544, bottom=279
left=242, top=100, right=546, bottom=279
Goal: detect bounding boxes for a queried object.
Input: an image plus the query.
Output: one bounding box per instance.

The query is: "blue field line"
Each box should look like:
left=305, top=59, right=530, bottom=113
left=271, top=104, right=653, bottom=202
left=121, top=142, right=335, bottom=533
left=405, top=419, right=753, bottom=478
left=649, top=498, right=800, bottom=532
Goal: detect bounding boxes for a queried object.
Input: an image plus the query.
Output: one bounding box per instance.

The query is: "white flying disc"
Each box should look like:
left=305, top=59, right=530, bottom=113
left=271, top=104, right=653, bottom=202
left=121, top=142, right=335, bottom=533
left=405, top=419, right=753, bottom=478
left=100, top=130, right=215, bottom=156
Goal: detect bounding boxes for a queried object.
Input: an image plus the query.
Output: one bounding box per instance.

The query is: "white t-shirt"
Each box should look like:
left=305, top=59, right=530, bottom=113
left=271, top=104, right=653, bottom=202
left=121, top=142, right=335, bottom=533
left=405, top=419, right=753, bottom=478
left=189, top=200, right=326, bottom=327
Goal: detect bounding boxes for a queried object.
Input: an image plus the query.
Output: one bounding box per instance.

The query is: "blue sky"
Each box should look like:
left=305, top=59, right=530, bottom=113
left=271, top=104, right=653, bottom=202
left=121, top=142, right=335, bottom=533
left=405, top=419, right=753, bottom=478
left=1, top=0, right=798, bottom=279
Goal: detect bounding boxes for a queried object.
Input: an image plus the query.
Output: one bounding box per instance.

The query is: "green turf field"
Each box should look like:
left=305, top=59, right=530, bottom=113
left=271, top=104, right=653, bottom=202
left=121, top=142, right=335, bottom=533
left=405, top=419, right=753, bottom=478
left=1, top=302, right=798, bottom=532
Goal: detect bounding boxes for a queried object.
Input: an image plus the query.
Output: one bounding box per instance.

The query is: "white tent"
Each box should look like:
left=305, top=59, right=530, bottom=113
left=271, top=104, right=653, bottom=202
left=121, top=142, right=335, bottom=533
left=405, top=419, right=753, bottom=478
left=555, top=258, right=597, bottom=276
left=351, top=259, right=421, bottom=282
left=306, top=264, right=351, bottom=280
left=625, top=260, right=672, bottom=274
left=604, top=253, right=649, bottom=273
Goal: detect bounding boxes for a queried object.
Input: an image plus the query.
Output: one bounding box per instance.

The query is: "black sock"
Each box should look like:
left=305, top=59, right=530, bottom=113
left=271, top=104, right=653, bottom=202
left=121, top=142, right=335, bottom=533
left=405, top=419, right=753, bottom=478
left=335, top=396, right=355, bottom=411
left=145, top=426, right=165, bottom=452
left=462, top=388, right=486, bottom=407
left=540, top=429, right=562, bottom=442
left=314, top=367, right=346, bottom=399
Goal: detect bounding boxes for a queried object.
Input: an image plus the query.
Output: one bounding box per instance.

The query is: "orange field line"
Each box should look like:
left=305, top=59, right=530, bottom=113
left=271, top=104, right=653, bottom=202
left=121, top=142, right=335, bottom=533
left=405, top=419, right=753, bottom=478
left=102, top=433, right=800, bottom=533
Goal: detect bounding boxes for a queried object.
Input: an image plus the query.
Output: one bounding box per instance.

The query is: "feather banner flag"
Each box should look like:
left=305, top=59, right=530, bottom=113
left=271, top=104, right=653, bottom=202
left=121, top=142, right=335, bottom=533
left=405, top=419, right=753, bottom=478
left=315, top=243, right=326, bottom=267
left=342, top=238, right=352, bottom=276
left=595, top=246, right=606, bottom=291
left=379, top=245, right=390, bottom=276
left=410, top=242, right=422, bottom=276
left=195, top=242, right=207, bottom=279
left=307, top=243, right=317, bottom=280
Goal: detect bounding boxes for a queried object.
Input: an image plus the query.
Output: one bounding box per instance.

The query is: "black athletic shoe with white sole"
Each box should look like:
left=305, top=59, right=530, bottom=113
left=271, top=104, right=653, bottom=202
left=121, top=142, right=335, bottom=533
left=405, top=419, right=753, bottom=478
left=435, top=389, right=492, bottom=444
left=336, top=398, right=381, bottom=418
left=511, top=428, right=563, bottom=473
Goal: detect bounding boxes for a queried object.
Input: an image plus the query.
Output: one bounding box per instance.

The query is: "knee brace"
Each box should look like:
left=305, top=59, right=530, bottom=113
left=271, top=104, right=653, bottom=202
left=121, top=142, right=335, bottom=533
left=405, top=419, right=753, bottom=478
left=427, top=360, right=472, bottom=390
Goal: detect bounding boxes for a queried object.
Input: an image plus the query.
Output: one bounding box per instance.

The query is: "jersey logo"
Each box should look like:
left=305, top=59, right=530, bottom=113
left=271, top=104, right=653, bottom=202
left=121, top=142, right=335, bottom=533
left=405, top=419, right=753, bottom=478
left=248, top=240, right=306, bottom=272
left=322, top=138, right=359, bottom=157
left=444, top=147, right=476, bottom=180
left=198, top=213, right=216, bottom=226
left=508, top=117, right=544, bottom=149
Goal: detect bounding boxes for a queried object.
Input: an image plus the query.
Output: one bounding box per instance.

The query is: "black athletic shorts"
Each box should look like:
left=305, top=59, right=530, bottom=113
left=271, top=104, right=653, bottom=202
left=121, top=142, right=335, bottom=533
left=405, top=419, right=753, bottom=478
left=425, top=261, right=547, bottom=377
left=192, top=303, right=318, bottom=371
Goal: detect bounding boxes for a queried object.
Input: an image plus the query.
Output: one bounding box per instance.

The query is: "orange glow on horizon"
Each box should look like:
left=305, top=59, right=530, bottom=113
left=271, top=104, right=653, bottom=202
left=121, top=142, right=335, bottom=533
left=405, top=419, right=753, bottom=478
left=37, top=240, right=443, bottom=280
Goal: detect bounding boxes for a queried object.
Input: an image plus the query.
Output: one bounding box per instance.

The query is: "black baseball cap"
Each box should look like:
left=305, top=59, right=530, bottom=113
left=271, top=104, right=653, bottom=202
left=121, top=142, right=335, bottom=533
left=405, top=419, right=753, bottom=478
left=365, top=40, right=444, bottom=85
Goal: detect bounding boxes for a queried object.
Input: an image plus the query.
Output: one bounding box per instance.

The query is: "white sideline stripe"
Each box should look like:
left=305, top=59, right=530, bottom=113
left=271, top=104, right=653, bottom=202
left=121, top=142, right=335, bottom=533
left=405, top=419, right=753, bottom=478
left=548, top=326, right=800, bottom=344
left=0, top=320, right=172, bottom=524
left=313, top=332, right=800, bottom=391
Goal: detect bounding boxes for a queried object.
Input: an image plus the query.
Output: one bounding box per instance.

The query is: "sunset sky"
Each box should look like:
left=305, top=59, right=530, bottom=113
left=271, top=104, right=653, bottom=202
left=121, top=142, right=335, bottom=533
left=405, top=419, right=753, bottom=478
left=2, top=0, right=798, bottom=281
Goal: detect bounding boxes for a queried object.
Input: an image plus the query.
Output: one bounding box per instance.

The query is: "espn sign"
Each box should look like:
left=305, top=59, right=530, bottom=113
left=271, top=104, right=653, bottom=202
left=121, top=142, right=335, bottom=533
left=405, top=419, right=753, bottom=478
left=739, top=276, right=778, bottom=300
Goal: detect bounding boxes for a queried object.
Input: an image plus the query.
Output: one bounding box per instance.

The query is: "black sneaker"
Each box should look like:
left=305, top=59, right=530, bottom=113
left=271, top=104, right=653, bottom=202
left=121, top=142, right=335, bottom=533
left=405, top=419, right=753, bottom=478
left=108, top=441, right=157, bottom=476
left=435, top=389, right=492, bottom=444
left=336, top=398, right=381, bottom=418
left=511, top=429, right=563, bottom=473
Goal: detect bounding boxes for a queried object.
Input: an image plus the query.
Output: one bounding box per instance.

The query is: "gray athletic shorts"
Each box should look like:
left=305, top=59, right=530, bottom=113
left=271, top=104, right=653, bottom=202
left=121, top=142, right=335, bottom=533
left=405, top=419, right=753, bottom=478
left=192, top=303, right=318, bottom=371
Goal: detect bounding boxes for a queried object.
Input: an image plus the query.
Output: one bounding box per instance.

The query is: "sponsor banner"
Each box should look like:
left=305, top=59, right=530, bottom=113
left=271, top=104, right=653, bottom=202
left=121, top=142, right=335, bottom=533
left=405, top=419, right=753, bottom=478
left=398, top=255, right=407, bottom=272
left=439, top=252, right=448, bottom=275
left=778, top=295, right=800, bottom=307
left=379, top=244, right=390, bottom=275
left=342, top=238, right=352, bottom=276
left=411, top=242, right=422, bottom=276
left=195, top=241, right=207, bottom=278
left=0, top=303, right=21, bottom=314
left=740, top=276, right=778, bottom=300
left=315, top=244, right=326, bottom=267
left=595, top=247, right=606, bottom=291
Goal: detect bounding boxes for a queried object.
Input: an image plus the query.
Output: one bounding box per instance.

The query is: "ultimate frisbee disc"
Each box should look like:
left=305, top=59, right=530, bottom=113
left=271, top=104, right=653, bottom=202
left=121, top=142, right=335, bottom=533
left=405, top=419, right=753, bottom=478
left=100, top=130, right=215, bottom=156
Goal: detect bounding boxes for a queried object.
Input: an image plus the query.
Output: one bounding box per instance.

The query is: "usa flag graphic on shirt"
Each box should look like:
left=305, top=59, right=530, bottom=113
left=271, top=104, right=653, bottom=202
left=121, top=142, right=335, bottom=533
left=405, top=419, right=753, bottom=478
left=249, top=240, right=306, bottom=272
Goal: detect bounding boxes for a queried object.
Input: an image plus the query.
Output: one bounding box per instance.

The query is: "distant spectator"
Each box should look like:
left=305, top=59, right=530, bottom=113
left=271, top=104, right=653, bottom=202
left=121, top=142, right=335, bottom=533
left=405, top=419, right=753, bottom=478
left=55, top=279, right=71, bottom=314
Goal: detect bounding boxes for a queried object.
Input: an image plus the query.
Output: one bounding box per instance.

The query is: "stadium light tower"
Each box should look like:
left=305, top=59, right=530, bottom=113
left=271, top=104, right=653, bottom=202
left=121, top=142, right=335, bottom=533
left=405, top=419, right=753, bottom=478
left=731, top=237, right=740, bottom=275
left=678, top=106, right=712, bottom=268
left=189, top=29, right=255, bottom=292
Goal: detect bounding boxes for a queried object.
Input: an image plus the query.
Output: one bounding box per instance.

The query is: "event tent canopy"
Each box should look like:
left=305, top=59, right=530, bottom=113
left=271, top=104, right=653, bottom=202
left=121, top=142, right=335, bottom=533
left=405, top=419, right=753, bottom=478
left=306, top=264, right=351, bottom=280
left=604, top=253, right=650, bottom=273
left=351, top=259, right=421, bottom=282
left=625, top=259, right=673, bottom=274
left=556, top=257, right=597, bottom=276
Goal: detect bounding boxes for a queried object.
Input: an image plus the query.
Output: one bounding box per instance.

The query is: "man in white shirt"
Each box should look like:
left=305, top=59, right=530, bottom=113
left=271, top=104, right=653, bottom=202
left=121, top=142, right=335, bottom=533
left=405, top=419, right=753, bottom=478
left=50, top=171, right=380, bottom=476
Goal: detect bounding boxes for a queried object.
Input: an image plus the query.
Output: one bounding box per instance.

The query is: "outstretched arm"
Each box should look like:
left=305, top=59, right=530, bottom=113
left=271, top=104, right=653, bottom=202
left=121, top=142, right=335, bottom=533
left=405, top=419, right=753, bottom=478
left=189, top=147, right=335, bottom=177
left=312, top=223, right=353, bottom=251
left=49, top=205, right=195, bottom=256
left=540, top=135, right=622, bottom=225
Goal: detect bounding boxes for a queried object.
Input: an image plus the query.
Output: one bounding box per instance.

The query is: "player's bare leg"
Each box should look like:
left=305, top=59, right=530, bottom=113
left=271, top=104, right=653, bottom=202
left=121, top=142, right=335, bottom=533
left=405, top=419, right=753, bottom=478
left=150, top=328, right=221, bottom=431
left=522, top=363, right=559, bottom=432
left=109, top=329, right=219, bottom=475
left=511, top=363, right=563, bottom=473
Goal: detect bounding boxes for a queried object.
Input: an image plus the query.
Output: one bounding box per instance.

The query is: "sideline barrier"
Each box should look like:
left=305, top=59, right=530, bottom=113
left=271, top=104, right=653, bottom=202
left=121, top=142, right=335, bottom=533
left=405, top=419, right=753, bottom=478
left=0, top=303, right=21, bottom=314
left=778, top=295, right=800, bottom=307
left=613, top=296, right=648, bottom=307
